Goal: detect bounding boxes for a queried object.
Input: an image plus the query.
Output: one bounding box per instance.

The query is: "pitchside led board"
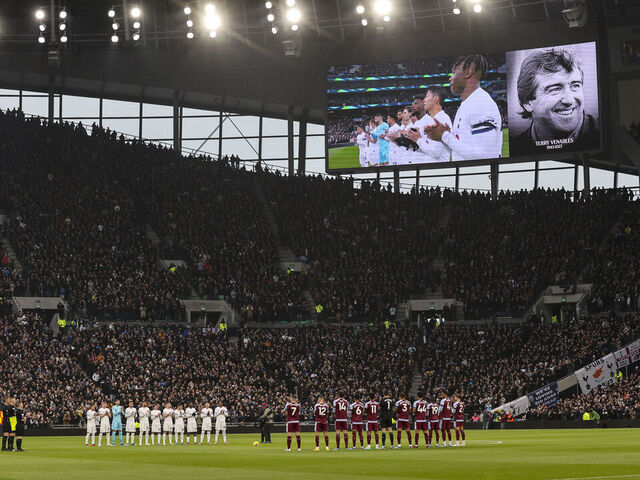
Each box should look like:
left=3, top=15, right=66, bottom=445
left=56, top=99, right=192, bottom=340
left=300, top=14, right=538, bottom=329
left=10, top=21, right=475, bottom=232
left=326, top=41, right=599, bottom=172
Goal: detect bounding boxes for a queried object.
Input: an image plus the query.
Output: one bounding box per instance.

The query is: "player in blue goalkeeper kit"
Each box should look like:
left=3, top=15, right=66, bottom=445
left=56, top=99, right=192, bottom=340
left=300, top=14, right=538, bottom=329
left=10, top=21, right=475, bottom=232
left=367, top=114, right=390, bottom=166
left=111, top=400, right=124, bottom=446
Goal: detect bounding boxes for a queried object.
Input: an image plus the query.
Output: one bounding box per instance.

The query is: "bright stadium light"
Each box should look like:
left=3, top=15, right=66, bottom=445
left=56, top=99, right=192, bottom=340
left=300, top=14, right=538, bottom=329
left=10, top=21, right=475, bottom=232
left=59, top=23, right=66, bottom=31
left=131, top=6, right=141, bottom=18
left=265, top=1, right=273, bottom=8
left=184, top=6, right=191, bottom=15
left=60, top=34, right=68, bottom=42
left=356, top=4, right=365, bottom=15
left=205, top=3, right=215, bottom=14
left=209, top=30, right=217, bottom=38
left=108, top=8, right=115, bottom=18
left=132, top=32, right=140, bottom=41
left=204, top=14, right=221, bottom=30
left=59, top=10, right=67, bottom=19
left=453, top=7, right=461, bottom=14
left=186, top=19, right=194, bottom=27
left=291, top=24, right=299, bottom=31
left=133, top=21, right=141, bottom=29
left=286, top=8, right=301, bottom=23
left=271, top=26, right=278, bottom=34
left=112, top=22, right=119, bottom=30
left=474, top=3, right=482, bottom=12
left=267, top=13, right=275, bottom=22
left=187, top=31, right=194, bottom=38
left=374, top=0, right=392, bottom=15
left=361, top=18, right=368, bottom=26
left=286, top=0, right=295, bottom=6
left=111, top=34, right=119, bottom=42
left=38, top=35, right=46, bottom=43
left=383, top=15, right=391, bottom=21
left=39, top=23, right=46, bottom=32
left=35, top=9, right=45, bottom=20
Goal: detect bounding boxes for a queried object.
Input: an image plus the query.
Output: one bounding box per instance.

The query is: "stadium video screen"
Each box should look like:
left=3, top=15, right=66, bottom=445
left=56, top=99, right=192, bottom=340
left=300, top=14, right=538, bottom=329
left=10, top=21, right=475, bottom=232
left=326, top=41, right=599, bottom=171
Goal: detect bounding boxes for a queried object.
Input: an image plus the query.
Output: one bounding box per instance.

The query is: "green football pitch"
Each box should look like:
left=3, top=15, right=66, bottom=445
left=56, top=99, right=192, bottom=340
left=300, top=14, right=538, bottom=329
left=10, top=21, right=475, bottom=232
left=3, top=430, right=640, bottom=480
left=328, top=129, right=510, bottom=170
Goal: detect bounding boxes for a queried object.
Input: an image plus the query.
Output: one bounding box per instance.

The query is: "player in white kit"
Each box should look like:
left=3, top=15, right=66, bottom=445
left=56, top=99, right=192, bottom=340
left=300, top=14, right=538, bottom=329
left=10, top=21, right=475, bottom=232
left=200, top=402, right=214, bottom=445
left=385, top=114, right=402, bottom=165
left=85, top=403, right=98, bottom=446
left=162, top=403, right=174, bottom=445
left=426, top=54, right=502, bottom=161
left=353, top=126, right=369, bottom=167
left=150, top=404, right=162, bottom=445
left=214, top=400, right=228, bottom=445
left=124, top=401, right=137, bottom=446
left=406, top=87, right=453, bottom=163
left=174, top=404, right=185, bottom=445
left=98, top=401, right=111, bottom=446
left=138, top=401, right=151, bottom=445
left=185, top=403, right=198, bottom=444
left=366, top=120, right=379, bottom=166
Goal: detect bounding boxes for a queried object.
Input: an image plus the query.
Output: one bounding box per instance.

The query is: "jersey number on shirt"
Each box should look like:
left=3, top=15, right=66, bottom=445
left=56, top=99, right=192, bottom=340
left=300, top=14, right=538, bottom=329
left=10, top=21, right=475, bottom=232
left=431, top=405, right=439, bottom=415
left=290, top=406, right=297, bottom=416
left=317, top=406, right=327, bottom=415
left=417, top=404, right=427, bottom=413
left=369, top=405, right=377, bottom=414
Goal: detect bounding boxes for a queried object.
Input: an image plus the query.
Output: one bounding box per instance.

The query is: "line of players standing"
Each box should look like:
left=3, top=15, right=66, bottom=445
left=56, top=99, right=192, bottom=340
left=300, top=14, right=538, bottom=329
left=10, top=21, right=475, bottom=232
left=283, top=391, right=466, bottom=452
left=84, top=399, right=229, bottom=447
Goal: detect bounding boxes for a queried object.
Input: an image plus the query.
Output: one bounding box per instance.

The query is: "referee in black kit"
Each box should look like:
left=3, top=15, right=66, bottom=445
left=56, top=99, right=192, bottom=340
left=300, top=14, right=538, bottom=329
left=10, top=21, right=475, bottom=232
left=2, top=396, right=17, bottom=451
left=15, top=400, right=25, bottom=451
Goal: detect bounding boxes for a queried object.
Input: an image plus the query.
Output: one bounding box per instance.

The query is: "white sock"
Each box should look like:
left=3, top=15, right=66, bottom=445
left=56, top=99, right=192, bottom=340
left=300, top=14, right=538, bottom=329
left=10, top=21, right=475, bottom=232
left=151, top=434, right=155, bottom=445
left=215, top=432, right=219, bottom=443
left=162, top=433, right=166, bottom=445
left=207, top=432, right=211, bottom=443
left=131, top=432, right=135, bottom=444
left=223, top=432, right=226, bottom=442
left=98, top=433, right=102, bottom=446
left=186, top=435, right=190, bottom=444
left=85, top=433, right=90, bottom=445
left=181, top=432, right=184, bottom=444
left=200, top=432, right=205, bottom=443
left=125, top=433, right=129, bottom=444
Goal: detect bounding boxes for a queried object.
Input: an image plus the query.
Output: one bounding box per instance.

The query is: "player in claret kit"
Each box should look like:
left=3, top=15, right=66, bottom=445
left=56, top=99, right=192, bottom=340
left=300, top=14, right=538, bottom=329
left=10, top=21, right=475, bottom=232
left=349, top=396, right=365, bottom=450
left=413, top=393, right=429, bottom=448
left=453, top=394, right=466, bottom=446
left=283, top=396, right=302, bottom=452
left=427, top=397, right=441, bottom=448
left=313, top=396, right=331, bottom=451
left=439, top=392, right=453, bottom=447
left=333, top=393, right=350, bottom=450
left=395, top=394, right=412, bottom=449
left=364, top=394, right=380, bottom=450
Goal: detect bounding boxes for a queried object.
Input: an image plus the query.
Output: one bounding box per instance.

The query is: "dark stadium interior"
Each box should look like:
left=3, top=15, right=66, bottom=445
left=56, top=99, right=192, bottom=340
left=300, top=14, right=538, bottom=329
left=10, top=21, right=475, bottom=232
left=0, top=0, right=640, bottom=464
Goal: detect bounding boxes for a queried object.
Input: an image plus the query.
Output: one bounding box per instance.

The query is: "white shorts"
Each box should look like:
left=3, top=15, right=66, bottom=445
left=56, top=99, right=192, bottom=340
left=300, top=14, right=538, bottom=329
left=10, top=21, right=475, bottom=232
left=215, top=421, right=226, bottom=432
left=187, top=418, right=197, bottom=433
left=163, top=421, right=174, bottom=432
left=174, top=420, right=185, bottom=433
left=151, top=420, right=161, bottom=433
left=140, top=419, right=150, bottom=432
left=202, top=418, right=212, bottom=432
left=100, top=420, right=110, bottom=433
left=87, top=423, right=97, bottom=434
left=126, top=419, right=136, bottom=433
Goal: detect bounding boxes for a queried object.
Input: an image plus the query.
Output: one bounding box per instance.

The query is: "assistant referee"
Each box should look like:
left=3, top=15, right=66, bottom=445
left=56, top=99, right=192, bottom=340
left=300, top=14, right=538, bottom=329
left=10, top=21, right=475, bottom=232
left=1, top=396, right=17, bottom=451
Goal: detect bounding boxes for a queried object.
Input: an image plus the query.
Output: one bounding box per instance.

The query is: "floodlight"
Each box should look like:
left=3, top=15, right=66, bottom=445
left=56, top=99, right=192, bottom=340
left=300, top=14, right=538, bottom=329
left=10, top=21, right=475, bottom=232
left=356, top=5, right=365, bottom=14
left=35, top=9, right=45, bottom=20
left=131, top=7, right=141, bottom=18
left=374, top=0, right=391, bottom=15
left=286, top=8, right=301, bottom=23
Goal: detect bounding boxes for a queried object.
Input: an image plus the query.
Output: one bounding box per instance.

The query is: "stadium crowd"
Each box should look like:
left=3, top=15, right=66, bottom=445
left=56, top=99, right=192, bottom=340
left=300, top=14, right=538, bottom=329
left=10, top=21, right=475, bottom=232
left=0, top=108, right=638, bottom=324
left=1, top=309, right=638, bottom=427
left=527, top=368, right=640, bottom=420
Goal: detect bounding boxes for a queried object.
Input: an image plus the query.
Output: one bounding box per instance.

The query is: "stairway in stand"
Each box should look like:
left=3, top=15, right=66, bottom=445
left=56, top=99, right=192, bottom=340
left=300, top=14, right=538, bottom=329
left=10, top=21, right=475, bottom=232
left=252, top=175, right=317, bottom=320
